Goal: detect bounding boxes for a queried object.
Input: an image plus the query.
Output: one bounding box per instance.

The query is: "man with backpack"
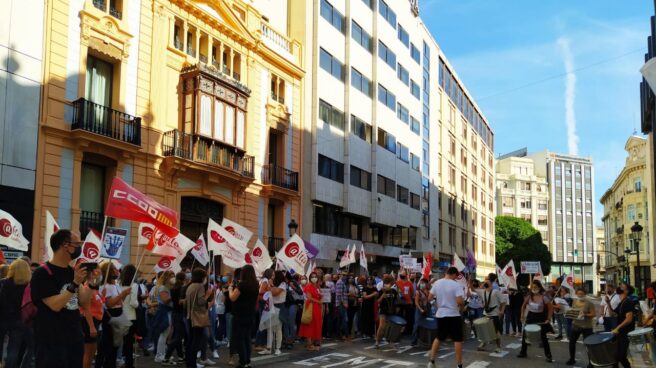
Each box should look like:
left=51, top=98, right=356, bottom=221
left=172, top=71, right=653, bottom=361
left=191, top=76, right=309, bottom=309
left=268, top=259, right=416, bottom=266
left=30, top=229, right=90, bottom=368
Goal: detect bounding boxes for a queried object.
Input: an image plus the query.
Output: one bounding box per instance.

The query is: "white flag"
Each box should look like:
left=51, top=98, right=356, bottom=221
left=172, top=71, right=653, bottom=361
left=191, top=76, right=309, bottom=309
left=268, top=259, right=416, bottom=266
left=276, top=234, right=309, bottom=275
left=453, top=253, right=466, bottom=272
left=207, top=219, right=248, bottom=269
left=221, top=218, right=253, bottom=244
left=349, top=244, right=356, bottom=264
left=44, top=210, right=59, bottom=261
left=248, top=239, right=272, bottom=276
left=0, top=209, right=29, bottom=251
left=190, top=234, right=210, bottom=266
left=562, top=271, right=575, bottom=291
left=359, top=245, right=368, bottom=270
left=501, top=260, right=518, bottom=289
left=148, top=228, right=195, bottom=259
left=339, top=244, right=351, bottom=268
left=153, top=256, right=182, bottom=273
left=80, top=230, right=102, bottom=262
left=138, top=223, right=155, bottom=245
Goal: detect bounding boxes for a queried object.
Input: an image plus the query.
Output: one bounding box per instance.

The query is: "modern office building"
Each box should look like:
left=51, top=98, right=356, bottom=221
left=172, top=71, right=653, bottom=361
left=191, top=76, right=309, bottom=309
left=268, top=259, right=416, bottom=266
left=600, top=135, right=653, bottom=294
left=286, top=0, right=496, bottom=274
left=0, top=0, right=45, bottom=262
left=495, top=148, right=550, bottom=244
left=529, top=150, right=597, bottom=291
left=32, top=0, right=303, bottom=271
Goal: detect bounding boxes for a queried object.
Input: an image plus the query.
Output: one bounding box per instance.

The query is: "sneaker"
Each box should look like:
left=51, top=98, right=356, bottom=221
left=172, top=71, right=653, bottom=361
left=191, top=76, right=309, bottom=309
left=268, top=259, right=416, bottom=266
left=195, top=364, right=205, bottom=368
left=154, top=356, right=165, bottom=363
left=212, top=350, right=220, bottom=359
left=177, top=357, right=185, bottom=363
left=494, top=348, right=502, bottom=353
left=477, top=342, right=486, bottom=351
left=427, top=361, right=435, bottom=368
left=161, top=359, right=178, bottom=366
left=258, top=349, right=271, bottom=355
left=199, top=359, right=215, bottom=366
left=274, top=349, right=282, bottom=356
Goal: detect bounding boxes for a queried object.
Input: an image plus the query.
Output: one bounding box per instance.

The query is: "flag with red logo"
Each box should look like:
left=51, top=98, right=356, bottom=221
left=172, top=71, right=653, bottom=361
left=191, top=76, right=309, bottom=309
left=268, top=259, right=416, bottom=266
left=501, top=260, right=518, bottom=289
left=359, top=245, right=368, bottom=271
left=207, top=219, right=248, bottom=269
left=339, top=244, right=351, bottom=268
left=422, top=252, right=432, bottom=280
left=495, top=264, right=503, bottom=278
left=533, top=263, right=544, bottom=281
left=453, top=253, right=466, bottom=272
left=562, top=271, right=575, bottom=290
left=153, top=256, right=182, bottom=273
left=248, top=239, right=272, bottom=276
left=190, top=234, right=210, bottom=266
left=221, top=218, right=253, bottom=245
left=0, top=209, right=29, bottom=251
left=105, top=178, right=179, bottom=237
left=80, top=230, right=102, bottom=263
left=276, top=234, right=309, bottom=276
left=146, top=228, right=194, bottom=259
left=44, top=210, right=59, bottom=261
left=138, top=223, right=155, bottom=246
left=455, top=271, right=468, bottom=292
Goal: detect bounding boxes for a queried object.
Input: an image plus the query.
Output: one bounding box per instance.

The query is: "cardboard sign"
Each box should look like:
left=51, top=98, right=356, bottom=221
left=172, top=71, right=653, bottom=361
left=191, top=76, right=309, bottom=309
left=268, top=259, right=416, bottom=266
left=101, top=227, right=127, bottom=259
left=520, top=261, right=540, bottom=274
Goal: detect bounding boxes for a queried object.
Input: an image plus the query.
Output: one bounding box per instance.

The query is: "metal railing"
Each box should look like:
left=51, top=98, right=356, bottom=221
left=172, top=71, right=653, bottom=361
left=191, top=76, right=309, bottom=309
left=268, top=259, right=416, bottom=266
left=261, top=22, right=291, bottom=53
left=92, top=0, right=105, bottom=11
left=186, top=45, right=195, bottom=57
left=162, top=130, right=254, bottom=178
left=110, top=7, right=122, bottom=19
left=199, top=55, right=208, bottom=63
left=271, top=92, right=285, bottom=104
left=80, top=210, right=104, bottom=239
left=71, top=98, right=141, bottom=146
left=262, top=164, right=298, bottom=191
left=265, top=236, right=284, bottom=256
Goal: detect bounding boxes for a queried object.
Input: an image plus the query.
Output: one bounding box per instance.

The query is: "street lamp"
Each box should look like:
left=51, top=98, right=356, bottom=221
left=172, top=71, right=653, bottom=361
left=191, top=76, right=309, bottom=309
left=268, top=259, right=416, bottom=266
left=288, top=219, right=298, bottom=237
left=630, top=221, right=643, bottom=294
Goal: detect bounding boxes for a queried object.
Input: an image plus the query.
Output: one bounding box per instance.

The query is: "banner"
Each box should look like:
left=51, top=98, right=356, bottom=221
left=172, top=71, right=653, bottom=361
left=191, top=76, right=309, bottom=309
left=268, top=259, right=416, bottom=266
left=147, top=228, right=195, bottom=259
left=495, top=264, right=503, bottom=278
left=221, top=218, right=253, bottom=245
left=359, top=245, right=368, bottom=270
left=339, top=244, right=351, bottom=268
left=349, top=244, right=356, bottom=264
left=453, top=254, right=466, bottom=272
left=562, top=271, right=575, bottom=290
left=45, top=210, right=59, bottom=261
left=190, top=234, right=210, bottom=266
left=105, top=177, right=179, bottom=237
left=0, top=209, right=29, bottom=251
left=533, top=263, right=544, bottom=281
left=249, top=239, right=272, bottom=276
left=138, top=223, right=155, bottom=246
left=276, top=234, right=309, bottom=275
left=101, top=227, right=127, bottom=260
left=153, top=255, right=182, bottom=273
left=80, top=230, right=102, bottom=263
left=207, top=219, right=248, bottom=269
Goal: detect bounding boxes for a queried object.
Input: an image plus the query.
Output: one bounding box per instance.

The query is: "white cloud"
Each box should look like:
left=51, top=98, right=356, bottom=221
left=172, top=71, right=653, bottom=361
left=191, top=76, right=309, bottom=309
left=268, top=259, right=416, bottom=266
left=557, top=37, right=579, bottom=156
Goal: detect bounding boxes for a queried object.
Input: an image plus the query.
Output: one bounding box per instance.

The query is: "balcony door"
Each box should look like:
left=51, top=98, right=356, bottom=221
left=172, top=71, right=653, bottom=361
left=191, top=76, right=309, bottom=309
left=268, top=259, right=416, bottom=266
left=85, top=56, right=114, bottom=131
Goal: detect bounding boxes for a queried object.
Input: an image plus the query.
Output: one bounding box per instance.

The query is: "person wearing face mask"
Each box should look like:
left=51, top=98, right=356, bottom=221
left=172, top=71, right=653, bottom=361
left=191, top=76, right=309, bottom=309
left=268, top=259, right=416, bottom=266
left=475, top=280, right=505, bottom=353
left=95, top=260, right=131, bottom=368
left=185, top=268, right=214, bottom=368
left=346, top=275, right=360, bottom=340
left=611, top=284, right=636, bottom=368
left=151, top=270, right=176, bottom=364
left=335, top=273, right=350, bottom=340
left=360, top=277, right=378, bottom=339
left=466, top=280, right=484, bottom=338
left=162, top=272, right=187, bottom=365
left=375, top=275, right=400, bottom=348
left=565, top=288, right=596, bottom=366
left=411, top=278, right=430, bottom=345
left=299, top=272, right=323, bottom=351
left=517, top=280, right=553, bottom=362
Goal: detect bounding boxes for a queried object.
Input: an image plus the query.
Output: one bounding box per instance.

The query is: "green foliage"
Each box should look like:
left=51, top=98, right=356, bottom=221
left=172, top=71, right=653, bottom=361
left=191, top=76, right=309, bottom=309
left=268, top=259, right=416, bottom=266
left=495, top=216, right=552, bottom=285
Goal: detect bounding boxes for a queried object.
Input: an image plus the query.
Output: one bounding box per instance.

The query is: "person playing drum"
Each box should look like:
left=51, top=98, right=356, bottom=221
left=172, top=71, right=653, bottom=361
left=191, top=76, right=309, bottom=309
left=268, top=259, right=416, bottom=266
left=475, top=280, right=505, bottom=353
left=566, top=288, right=596, bottom=367
left=611, top=284, right=636, bottom=368
left=517, top=280, right=553, bottom=363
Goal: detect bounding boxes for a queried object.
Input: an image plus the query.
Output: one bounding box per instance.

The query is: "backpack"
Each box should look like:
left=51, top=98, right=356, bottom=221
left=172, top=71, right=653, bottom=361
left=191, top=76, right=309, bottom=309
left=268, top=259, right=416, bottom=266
left=21, top=263, right=53, bottom=325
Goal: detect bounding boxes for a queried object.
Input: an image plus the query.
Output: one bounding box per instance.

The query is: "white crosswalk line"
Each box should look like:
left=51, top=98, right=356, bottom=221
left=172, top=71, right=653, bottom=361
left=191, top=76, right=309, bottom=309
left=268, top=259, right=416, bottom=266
left=465, top=361, right=491, bottom=368
left=409, top=350, right=430, bottom=356
left=321, top=343, right=338, bottom=348
left=364, top=342, right=388, bottom=350
left=438, top=352, right=455, bottom=359
left=395, top=345, right=414, bottom=354
left=505, top=343, right=522, bottom=349
left=489, top=351, right=509, bottom=358
left=251, top=352, right=289, bottom=362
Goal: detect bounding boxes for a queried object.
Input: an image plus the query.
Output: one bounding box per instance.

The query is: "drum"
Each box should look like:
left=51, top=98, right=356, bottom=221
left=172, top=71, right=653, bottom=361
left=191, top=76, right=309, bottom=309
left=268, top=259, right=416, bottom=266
left=524, top=324, right=541, bottom=345
left=473, top=317, right=496, bottom=343
left=384, top=315, right=407, bottom=343
left=418, top=317, right=438, bottom=346
left=628, top=327, right=654, bottom=345
left=584, top=332, right=617, bottom=367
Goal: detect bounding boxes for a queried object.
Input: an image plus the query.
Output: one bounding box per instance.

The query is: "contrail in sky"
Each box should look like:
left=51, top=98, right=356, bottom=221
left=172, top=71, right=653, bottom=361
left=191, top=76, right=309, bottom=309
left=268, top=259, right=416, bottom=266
left=557, top=37, right=579, bottom=156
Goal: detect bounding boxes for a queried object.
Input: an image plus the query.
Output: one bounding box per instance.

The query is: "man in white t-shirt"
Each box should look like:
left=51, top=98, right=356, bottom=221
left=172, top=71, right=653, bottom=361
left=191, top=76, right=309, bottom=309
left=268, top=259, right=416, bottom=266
left=599, top=284, right=620, bottom=332
left=427, top=267, right=465, bottom=368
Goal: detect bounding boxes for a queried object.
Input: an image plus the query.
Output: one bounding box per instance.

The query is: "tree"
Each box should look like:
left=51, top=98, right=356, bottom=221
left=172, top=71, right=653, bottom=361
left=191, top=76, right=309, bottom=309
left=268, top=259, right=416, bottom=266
left=495, top=216, right=552, bottom=287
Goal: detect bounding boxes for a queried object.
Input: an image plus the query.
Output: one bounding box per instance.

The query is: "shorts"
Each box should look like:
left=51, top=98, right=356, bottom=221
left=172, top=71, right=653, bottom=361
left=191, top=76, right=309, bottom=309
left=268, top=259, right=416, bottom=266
left=437, top=316, right=464, bottom=342
left=489, top=316, right=502, bottom=333
left=81, top=316, right=102, bottom=344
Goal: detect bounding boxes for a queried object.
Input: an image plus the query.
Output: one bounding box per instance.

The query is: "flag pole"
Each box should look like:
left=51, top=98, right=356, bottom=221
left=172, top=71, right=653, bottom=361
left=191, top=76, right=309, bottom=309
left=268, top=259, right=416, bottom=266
left=131, top=246, right=147, bottom=285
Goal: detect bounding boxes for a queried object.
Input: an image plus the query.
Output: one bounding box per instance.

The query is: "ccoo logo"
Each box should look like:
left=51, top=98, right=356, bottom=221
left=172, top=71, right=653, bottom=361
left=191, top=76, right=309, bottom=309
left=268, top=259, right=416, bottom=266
left=194, top=239, right=204, bottom=251
left=83, top=242, right=99, bottom=260
left=252, top=247, right=262, bottom=257
left=285, top=242, right=300, bottom=258
left=225, top=226, right=236, bottom=236
left=141, top=226, right=154, bottom=240
left=244, top=253, right=253, bottom=264
left=158, top=258, right=172, bottom=269
left=210, top=230, right=225, bottom=243
left=0, top=218, right=12, bottom=237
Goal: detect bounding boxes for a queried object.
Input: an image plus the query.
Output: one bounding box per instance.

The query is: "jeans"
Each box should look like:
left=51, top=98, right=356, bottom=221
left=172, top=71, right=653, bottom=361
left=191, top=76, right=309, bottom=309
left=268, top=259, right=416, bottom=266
left=155, top=314, right=171, bottom=361
left=468, top=308, right=483, bottom=337
left=233, top=315, right=253, bottom=367
left=35, top=338, right=83, bottom=368
left=96, top=318, right=118, bottom=368
left=283, top=304, right=298, bottom=343
left=226, top=313, right=233, bottom=352
left=337, top=305, right=348, bottom=337
left=185, top=327, right=207, bottom=368
left=411, top=308, right=424, bottom=344
left=165, top=312, right=186, bottom=359
left=6, top=321, right=34, bottom=368
left=504, top=308, right=520, bottom=334
left=208, top=306, right=217, bottom=351
left=267, top=322, right=283, bottom=351
left=568, top=326, right=592, bottom=366
left=554, top=314, right=566, bottom=337
left=217, top=313, right=226, bottom=341
left=347, top=305, right=358, bottom=337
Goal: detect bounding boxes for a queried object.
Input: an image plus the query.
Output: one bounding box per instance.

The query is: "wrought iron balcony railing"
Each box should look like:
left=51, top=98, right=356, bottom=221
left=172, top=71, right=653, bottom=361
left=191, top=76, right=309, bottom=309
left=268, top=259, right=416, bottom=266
left=262, top=164, right=298, bottom=191
left=71, top=98, right=141, bottom=146
left=162, top=129, right=254, bottom=178
left=80, top=210, right=104, bottom=239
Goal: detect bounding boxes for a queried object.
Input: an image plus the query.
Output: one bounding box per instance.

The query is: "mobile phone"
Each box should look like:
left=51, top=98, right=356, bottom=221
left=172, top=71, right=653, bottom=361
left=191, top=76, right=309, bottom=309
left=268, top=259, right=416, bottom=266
left=82, top=262, right=98, bottom=272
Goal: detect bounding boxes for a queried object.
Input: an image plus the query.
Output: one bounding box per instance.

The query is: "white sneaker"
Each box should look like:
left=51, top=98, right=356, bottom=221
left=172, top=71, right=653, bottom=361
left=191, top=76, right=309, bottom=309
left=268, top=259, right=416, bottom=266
left=196, top=352, right=201, bottom=358
left=199, top=359, right=215, bottom=366
left=154, top=356, right=165, bottom=363
left=196, top=364, right=205, bottom=368
left=212, top=350, right=220, bottom=359
left=274, top=349, right=282, bottom=356
left=258, top=349, right=271, bottom=355
left=427, top=362, right=435, bottom=368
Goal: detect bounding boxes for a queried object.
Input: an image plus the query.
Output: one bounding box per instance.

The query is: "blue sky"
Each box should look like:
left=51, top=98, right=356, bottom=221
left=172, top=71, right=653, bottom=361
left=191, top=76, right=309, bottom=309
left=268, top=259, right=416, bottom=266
left=420, top=0, right=652, bottom=225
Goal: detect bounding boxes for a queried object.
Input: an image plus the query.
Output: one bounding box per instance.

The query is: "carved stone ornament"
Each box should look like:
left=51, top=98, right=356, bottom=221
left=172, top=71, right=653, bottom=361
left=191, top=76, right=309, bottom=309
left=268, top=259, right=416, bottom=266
left=79, top=11, right=134, bottom=61
left=200, top=77, right=214, bottom=94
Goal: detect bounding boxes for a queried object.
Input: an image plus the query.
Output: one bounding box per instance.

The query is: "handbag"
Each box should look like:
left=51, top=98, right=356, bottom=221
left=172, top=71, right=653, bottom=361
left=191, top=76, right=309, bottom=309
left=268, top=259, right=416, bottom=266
left=301, top=300, right=313, bottom=325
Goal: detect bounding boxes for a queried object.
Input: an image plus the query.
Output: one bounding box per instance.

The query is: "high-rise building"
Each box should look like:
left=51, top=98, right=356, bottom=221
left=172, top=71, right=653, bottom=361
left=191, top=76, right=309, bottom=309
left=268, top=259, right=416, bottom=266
left=288, top=0, right=496, bottom=275
left=495, top=149, right=550, bottom=244
left=529, top=150, right=597, bottom=291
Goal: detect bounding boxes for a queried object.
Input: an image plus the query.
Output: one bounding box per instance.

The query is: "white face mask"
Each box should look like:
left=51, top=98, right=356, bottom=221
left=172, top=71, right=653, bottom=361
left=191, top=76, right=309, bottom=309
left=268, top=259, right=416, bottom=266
left=169, top=278, right=176, bottom=285
left=310, top=277, right=318, bottom=283
left=301, top=279, right=308, bottom=285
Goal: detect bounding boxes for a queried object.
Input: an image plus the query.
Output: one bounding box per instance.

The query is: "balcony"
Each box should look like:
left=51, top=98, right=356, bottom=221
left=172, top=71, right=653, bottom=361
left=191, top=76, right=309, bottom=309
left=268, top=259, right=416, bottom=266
left=92, top=0, right=105, bottom=11
left=71, top=98, right=141, bottom=146
left=265, top=236, right=284, bottom=256
left=199, top=54, right=208, bottom=64
left=261, top=22, right=291, bottom=53
left=79, top=210, right=104, bottom=239
left=162, top=129, right=254, bottom=178
left=271, top=92, right=285, bottom=105
left=262, top=164, right=298, bottom=191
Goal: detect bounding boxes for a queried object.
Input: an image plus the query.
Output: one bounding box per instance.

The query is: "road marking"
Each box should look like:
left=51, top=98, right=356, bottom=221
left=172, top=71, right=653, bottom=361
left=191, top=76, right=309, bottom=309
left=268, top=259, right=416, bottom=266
left=252, top=352, right=289, bottom=361
left=351, top=337, right=367, bottom=342
left=438, top=352, right=455, bottom=359
left=322, top=356, right=381, bottom=367
left=364, top=342, right=388, bottom=349
left=321, top=343, right=338, bottom=348
left=395, top=345, right=414, bottom=354
left=489, top=351, right=509, bottom=358
left=505, top=343, right=522, bottom=349
left=465, top=361, right=491, bottom=368
left=409, top=350, right=430, bottom=356
left=293, top=353, right=351, bottom=366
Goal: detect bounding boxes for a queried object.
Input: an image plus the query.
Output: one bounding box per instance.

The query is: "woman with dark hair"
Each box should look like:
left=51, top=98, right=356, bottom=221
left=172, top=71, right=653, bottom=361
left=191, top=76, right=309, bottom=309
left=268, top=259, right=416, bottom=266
left=185, top=268, right=214, bottom=367
left=299, top=272, right=323, bottom=351
left=119, top=264, right=139, bottom=368
left=255, top=269, right=274, bottom=351
left=517, top=280, right=553, bottom=362
left=360, top=277, right=378, bottom=339
left=261, top=270, right=287, bottom=356
left=163, top=272, right=187, bottom=364
left=95, top=261, right=132, bottom=368
left=566, top=288, right=596, bottom=366
left=0, top=259, right=34, bottom=367
left=229, top=265, right=259, bottom=368
left=612, top=284, right=636, bottom=368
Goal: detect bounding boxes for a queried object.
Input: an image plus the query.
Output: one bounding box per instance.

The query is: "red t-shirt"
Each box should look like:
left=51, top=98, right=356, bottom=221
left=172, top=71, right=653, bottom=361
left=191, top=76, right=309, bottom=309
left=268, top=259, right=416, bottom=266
left=396, top=280, right=414, bottom=304
left=647, top=287, right=655, bottom=299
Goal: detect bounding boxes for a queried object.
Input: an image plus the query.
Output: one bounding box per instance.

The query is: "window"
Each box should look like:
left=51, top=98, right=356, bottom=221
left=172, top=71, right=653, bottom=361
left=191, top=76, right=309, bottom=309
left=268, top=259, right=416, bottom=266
left=85, top=55, right=114, bottom=108
left=351, top=20, right=372, bottom=52
left=378, top=41, right=396, bottom=70
left=350, top=165, right=371, bottom=191
left=318, top=154, right=344, bottom=183
left=377, top=174, right=396, bottom=197
left=270, top=74, right=286, bottom=103
left=449, top=136, right=456, bottom=156
left=448, top=166, right=456, bottom=186
left=377, top=128, right=396, bottom=153
left=397, top=25, right=409, bottom=47
left=377, top=84, right=396, bottom=111
left=628, top=204, right=636, bottom=221
left=410, top=116, right=420, bottom=135
left=538, top=215, right=548, bottom=226
left=397, top=63, right=409, bottom=85
left=313, top=202, right=363, bottom=240
left=411, top=43, right=420, bottom=64
left=319, top=48, right=344, bottom=81
left=351, top=115, right=371, bottom=143
left=520, top=199, right=531, bottom=209
left=319, top=99, right=345, bottom=130
left=461, top=176, right=467, bottom=195
left=351, top=68, right=372, bottom=97
left=502, top=197, right=513, bottom=208
left=361, top=0, right=372, bottom=8
left=411, top=80, right=420, bottom=99
left=80, top=162, right=106, bottom=216
left=410, top=153, right=420, bottom=171
left=320, top=0, right=344, bottom=33
left=410, top=193, right=420, bottom=210
left=538, top=200, right=548, bottom=210
left=472, top=184, right=478, bottom=202
left=397, top=103, right=409, bottom=124
left=378, top=0, right=396, bottom=28
left=397, top=185, right=409, bottom=204
left=635, top=177, right=642, bottom=192
left=397, top=142, right=409, bottom=162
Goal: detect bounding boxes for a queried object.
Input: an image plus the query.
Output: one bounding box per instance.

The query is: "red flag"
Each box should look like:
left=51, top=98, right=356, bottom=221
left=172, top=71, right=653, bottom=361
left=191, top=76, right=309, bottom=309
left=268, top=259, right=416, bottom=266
left=105, top=178, right=179, bottom=237
left=422, top=252, right=432, bottom=280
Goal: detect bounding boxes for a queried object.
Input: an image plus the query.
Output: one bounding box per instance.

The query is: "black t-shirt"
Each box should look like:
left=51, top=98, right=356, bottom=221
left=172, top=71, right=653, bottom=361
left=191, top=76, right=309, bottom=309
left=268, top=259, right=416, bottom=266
left=614, top=297, right=636, bottom=334
left=224, top=288, right=232, bottom=314
left=0, top=279, right=26, bottom=324
left=379, top=288, right=399, bottom=315
left=171, top=286, right=184, bottom=313
left=30, top=263, right=83, bottom=342
left=232, top=281, right=258, bottom=318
